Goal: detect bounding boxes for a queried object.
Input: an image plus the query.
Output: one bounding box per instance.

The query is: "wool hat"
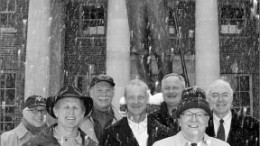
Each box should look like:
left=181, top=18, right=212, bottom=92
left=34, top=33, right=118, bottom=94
left=90, top=74, right=115, bottom=88
left=46, top=85, right=93, bottom=118
left=176, top=87, right=212, bottom=118
left=24, top=95, right=46, bottom=109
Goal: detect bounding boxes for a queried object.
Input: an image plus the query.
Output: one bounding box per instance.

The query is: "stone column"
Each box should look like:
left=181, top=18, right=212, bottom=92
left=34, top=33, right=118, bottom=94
left=25, top=0, right=64, bottom=99
left=49, top=0, right=65, bottom=96
left=195, top=0, right=220, bottom=90
left=106, top=0, right=130, bottom=110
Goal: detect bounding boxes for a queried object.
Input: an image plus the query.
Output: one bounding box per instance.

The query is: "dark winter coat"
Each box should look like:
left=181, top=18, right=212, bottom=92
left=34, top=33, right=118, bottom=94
left=206, top=109, right=259, bottom=146
left=147, top=102, right=180, bottom=145
left=22, top=124, right=98, bottom=146
left=101, top=117, right=140, bottom=146
left=101, top=111, right=178, bottom=146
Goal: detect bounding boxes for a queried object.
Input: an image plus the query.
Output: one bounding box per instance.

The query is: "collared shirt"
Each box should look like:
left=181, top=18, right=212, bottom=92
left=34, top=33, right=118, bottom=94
left=213, top=111, right=232, bottom=141
left=153, top=131, right=230, bottom=146
left=1, top=123, right=33, bottom=146
left=128, top=116, right=148, bottom=146
left=53, top=127, right=83, bottom=146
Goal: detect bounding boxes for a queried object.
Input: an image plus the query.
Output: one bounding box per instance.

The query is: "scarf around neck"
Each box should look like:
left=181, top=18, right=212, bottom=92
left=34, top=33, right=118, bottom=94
left=22, top=118, right=46, bottom=135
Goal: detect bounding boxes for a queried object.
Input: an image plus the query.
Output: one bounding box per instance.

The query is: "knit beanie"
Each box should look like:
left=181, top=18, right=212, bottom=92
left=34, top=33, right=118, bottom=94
left=176, top=87, right=212, bottom=118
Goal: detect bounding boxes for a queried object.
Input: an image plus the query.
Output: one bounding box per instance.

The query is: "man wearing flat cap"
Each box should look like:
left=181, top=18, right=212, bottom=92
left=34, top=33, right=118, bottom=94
left=1, top=95, right=47, bottom=146
left=23, top=85, right=98, bottom=146
left=80, top=74, right=123, bottom=143
left=153, top=87, right=230, bottom=146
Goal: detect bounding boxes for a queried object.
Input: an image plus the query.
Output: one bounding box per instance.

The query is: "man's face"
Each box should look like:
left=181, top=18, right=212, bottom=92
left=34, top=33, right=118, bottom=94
left=162, top=76, right=184, bottom=108
left=54, top=98, right=85, bottom=128
left=90, top=81, right=114, bottom=111
left=23, top=106, right=46, bottom=127
left=125, top=85, right=149, bottom=117
left=179, top=108, right=209, bottom=142
left=207, top=84, right=233, bottom=117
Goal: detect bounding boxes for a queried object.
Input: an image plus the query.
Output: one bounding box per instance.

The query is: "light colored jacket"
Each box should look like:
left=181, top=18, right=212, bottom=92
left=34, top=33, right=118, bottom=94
left=153, top=131, right=230, bottom=146
left=79, top=106, right=124, bottom=143
left=1, top=123, right=33, bottom=146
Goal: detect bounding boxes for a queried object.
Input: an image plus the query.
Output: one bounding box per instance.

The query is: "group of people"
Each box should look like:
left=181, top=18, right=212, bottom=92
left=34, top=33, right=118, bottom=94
left=1, top=73, right=259, bottom=146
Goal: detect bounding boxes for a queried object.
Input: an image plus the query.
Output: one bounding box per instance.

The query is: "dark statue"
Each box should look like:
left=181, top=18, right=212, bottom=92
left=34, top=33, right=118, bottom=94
left=126, top=0, right=172, bottom=92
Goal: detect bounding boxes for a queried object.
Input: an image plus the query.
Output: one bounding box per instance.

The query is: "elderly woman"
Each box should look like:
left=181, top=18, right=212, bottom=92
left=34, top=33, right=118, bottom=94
left=23, top=85, right=98, bottom=146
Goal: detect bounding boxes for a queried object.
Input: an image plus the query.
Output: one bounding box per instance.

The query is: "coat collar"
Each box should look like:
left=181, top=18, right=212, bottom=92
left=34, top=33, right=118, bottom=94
left=14, top=123, right=31, bottom=139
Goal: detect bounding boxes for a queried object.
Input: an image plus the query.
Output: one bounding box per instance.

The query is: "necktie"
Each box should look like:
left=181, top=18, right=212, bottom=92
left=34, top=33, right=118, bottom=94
left=217, top=119, right=225, bottom=141
left=191, top=143, right=197, bottom=146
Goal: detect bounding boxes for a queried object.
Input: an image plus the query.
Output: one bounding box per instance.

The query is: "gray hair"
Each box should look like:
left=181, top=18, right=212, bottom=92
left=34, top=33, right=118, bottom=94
left=207, top=79, right=233, bottom=95
left=124, top=79, right=149, bottom=98
left=161, top=73, right=186, bottom=89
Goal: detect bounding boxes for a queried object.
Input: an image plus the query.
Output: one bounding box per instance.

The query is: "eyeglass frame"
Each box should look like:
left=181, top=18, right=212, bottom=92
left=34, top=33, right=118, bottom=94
left=181, top=111, right=209, bottom=119
left=26, top=108, right=47, bottom=115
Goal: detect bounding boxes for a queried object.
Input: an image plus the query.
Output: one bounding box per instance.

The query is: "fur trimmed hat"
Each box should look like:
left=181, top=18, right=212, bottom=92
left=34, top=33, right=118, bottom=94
left=176, top=87, right=212, bottom=117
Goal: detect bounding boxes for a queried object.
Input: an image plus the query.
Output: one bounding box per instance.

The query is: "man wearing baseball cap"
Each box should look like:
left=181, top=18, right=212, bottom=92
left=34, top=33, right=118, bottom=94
left=1, top=95, right=47, bottom=146
left=23, top=85, right=98, bottom=146
left=153, top=87, right=230, bottom=146
left=80, top=74, right=123, bottom=143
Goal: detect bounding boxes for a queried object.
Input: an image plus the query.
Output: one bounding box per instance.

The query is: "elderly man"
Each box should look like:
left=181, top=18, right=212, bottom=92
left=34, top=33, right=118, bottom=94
left=102, top=79, right=153, bottom=146
left=23, top=85, right=98, bottom=146
left=153, top=87, right=230, bottom=146
left=1, top=95, right=47, bottom=146
left=206, top=79, right=259, bottom=146
left=80, top=74, right=123, bottom=143
left=148, top=73, right=185, bottom=144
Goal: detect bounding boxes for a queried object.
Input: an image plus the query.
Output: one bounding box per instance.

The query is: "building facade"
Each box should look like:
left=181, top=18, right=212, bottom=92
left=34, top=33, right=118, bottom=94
left=0, top=0, right=259, bottom=133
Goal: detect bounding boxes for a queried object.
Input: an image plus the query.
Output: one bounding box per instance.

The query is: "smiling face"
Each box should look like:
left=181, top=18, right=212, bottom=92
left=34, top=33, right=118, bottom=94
left=207, top=80, right=233, bottom=119
left=179, top=108, right=209, bottom=143
left=23, top=106, right=47, bottom=127
left=125, top=85, right=149, bottom=117
left=90, top=81, right=114, bottom=111
left=161, top=76, right=185, bottom=108
left=53, top=98, right=85, bottom=129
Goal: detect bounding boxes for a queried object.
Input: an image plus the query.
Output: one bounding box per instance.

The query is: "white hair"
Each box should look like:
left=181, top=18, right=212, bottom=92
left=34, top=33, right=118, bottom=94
left=161, top=73, right=186, bottom=89
left=207, top=79, right=233, bottom=95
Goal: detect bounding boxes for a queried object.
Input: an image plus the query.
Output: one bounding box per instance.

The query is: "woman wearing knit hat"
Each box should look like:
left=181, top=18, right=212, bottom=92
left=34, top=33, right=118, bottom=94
left=153, top=87, right=230, bottom=146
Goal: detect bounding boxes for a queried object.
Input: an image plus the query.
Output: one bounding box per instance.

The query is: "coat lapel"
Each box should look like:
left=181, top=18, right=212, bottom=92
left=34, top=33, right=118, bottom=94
left=118, top=117, right=139, bottom=146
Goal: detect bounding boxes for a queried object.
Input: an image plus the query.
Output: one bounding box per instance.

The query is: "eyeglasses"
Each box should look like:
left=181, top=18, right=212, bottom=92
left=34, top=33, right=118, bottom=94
left=182, top=111, right=208, bottom=119
left=27, top=109, right=47, bottom=115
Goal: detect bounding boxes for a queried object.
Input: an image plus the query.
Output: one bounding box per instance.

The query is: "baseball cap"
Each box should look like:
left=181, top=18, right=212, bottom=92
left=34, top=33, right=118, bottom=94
left=90, top=74, right=115, bottom=87
left=24, top=95, right=46, bottom=109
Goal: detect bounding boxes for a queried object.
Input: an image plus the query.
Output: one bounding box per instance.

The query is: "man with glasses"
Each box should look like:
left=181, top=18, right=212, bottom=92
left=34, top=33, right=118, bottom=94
left=206, top=79, right=259, bottom=146
left=23, top=85, right=98, bottom=146
left=148, top=73, right=185, bottom=144
left=1, top=95, right=47, bottom=146
left=80, top=74, right=123, bottom=143
left=153, top=87, right=230, bottom=146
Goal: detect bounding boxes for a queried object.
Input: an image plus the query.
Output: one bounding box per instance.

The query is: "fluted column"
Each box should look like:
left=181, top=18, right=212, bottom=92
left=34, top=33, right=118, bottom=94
left=106, top=0, right=130, bottom=110
left=195, top=0, right=220, bottom=90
